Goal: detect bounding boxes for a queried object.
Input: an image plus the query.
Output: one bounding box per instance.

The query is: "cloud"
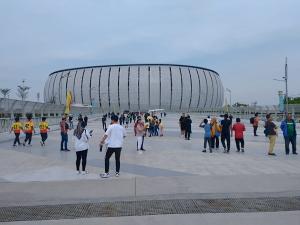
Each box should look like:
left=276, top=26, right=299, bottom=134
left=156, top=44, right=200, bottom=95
left=0, top=0, right=299, bottom=104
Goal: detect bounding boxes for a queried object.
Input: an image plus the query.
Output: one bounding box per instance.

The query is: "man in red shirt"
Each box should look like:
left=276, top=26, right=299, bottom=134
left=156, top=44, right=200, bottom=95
left=232, top=118, right=246, bottom=152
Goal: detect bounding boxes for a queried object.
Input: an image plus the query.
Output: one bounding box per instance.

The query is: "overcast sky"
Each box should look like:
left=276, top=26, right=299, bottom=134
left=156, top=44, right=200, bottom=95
left=0, top=0, right=299, bottom=105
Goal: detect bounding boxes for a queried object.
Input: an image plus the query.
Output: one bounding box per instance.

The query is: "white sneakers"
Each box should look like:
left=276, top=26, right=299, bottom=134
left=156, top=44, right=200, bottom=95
left=100, top=173, right=110, bottom=178
left=100, top=172, right=120, bottom=178
left=76, top=170, right=88, bottom=175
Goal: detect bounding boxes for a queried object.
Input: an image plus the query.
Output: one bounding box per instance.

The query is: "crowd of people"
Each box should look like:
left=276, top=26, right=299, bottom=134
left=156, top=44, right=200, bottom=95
left=9, top=111, right=297, bottom=178
left=179, top=112, right=298, bottom=157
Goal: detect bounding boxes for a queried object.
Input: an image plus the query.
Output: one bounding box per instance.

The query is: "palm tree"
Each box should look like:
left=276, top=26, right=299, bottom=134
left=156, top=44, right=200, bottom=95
left=16, top=80, right=30, bottom=101
left=0, top=88, right=11, bottom=98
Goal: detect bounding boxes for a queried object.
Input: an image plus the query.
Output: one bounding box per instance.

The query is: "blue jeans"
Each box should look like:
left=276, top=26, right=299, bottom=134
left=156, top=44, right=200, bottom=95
left=61, top=132, right=68, bottom=150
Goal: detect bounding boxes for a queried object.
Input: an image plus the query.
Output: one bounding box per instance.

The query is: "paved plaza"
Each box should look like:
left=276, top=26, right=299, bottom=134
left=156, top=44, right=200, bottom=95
left=0, top=113, right=299, bottom=224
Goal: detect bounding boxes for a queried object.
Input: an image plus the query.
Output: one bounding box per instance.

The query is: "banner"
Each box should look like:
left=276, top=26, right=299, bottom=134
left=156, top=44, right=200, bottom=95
left=64, top=91, right=72, bottom=115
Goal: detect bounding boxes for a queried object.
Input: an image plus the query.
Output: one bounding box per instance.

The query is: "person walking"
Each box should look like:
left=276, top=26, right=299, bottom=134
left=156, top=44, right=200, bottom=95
left=39, top=117, right=50, bottom=146
left=102, top=114, right=107, bottom=131
left=264, top=114, right=278, bottom=156
left=232, top=118, right=246, bottom=152
left=68, top=114, right=74, bottom=129
left=23, top=115, right=35, bottom=146
left=200, top=119, right=212, bottom=153
left=100, top=115, right=126, bottom=178
left=60, top=117, right=70, bottom=151
left=221, top=114, right=232, bottom=153
left=253, top=113, right=260, bottom=136
left=280, top=114, right=297, bottom=155
left=159, top=119, right=164, bottom=136
left=179, top=113, right=186, bottom=137
left=210, top=117, right=221, bottom=150
left=134, top=116, right=145, bottom=151
left=73, top=120, right=92, bottom=175
left=185, top=115, right=192, bottom=140
left=10, top=117, right=23, bottom=146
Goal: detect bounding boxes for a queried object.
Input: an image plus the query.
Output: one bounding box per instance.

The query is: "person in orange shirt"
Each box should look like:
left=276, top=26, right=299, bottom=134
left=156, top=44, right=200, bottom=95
left=23, top=115, right=35, bottom=146
left=39, top=117, right=50, bottom=146
left=10, top=117, right=23, bottom=146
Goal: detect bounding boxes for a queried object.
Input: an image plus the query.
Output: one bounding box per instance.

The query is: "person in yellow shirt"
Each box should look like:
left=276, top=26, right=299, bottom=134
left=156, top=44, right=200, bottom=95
left=23, top=115, right=35, bottom=146
left=39, top=117, right=50, bottom=146
left=10, top=117, right=23, bottom=146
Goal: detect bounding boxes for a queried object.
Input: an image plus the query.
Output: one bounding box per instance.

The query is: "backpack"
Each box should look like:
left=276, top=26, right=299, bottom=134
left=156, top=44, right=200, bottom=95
left=264, top=122, right=270, bottom=137
left=250, top=117, right=255, bottom=124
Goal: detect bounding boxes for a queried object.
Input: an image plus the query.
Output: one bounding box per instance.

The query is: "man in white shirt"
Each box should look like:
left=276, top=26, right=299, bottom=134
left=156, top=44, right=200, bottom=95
left=100, top=115, right=126, bottom=178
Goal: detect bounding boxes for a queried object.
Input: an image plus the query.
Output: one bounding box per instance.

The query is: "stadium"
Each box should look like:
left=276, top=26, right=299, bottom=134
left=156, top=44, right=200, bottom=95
left=44, top=64, right=224, bottom=112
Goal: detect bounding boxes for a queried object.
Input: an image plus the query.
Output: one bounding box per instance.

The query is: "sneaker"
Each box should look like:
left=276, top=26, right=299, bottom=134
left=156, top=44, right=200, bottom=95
left=100, top=173, right=110, bottom=178
left=81, top=171, right=88, bottom=175
left=268, top=153, right=276, bottom=156
left=23, top=143, right=26, bottom=146
left=293, top=152, right=298, bottom=155
left=76, top=171, right=80, bottom=175
left=141, top=148, right=146, bottom=151
left=202, top=149, right=207, bottom=153
left=223, top=149, right=227, bottom=153
left=241, top=149, right=244, bottom=153
left=115, top=172, right=120, bottom=177
left=13, top=144, right=17, bottom=147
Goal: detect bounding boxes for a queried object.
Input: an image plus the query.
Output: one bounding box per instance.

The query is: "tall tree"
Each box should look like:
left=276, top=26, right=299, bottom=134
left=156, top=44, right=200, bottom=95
left=16, top=79, right=30, bottom=101
left=0, top=88, right=11, bottom=98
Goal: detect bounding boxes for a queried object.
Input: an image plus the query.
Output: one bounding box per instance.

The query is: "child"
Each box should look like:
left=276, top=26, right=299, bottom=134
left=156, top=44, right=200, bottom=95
left=39, top=117, right=50, bottom=146
left=23, top=115, right=35, bottom=146
left=232, top=118, right=246, bottom=152
left=11, top=117, right=23, bottom=146
left=199, top=119, right=212, bottom=153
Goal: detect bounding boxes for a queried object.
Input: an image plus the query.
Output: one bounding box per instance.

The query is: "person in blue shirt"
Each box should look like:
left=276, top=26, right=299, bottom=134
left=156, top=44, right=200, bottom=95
left=200, top=119, right=212, bottom=153
left=280, top=114, right=297, bottom=155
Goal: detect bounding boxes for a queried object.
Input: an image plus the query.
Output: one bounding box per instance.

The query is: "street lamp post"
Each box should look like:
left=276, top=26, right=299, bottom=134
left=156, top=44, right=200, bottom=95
left=273, top=57, right=288, bottom=117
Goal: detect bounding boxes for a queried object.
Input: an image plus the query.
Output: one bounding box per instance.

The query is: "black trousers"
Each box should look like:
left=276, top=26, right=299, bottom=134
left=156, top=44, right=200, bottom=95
left=221, top=134, right=231, bottom=151
left=102, top=122, right=107, bottom=130
left=76, top=149, right=88, bottom=171
left=185, top=130, right=191, bottom=140
left=211, top=136, right=219, bottom=148
left=284, top=136, right=297, bottom=154
left=235, top=138, right=245, bottom=151
left=13, top=133, right=20, bottom=145
left=105, top=147, right=121, bottom=173
left=253, top=126, right=258, bottom=136
left=40, top=133, right=48, bottom=143
left=24, top=133, right=32, bottom=144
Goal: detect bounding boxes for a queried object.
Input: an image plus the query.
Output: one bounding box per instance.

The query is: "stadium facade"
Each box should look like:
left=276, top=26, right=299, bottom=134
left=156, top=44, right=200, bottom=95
left=44, top=64, right=224, bottom=112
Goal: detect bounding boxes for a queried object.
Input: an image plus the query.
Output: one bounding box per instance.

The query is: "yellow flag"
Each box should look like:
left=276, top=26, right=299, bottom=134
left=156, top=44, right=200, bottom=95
left=64, top=91, right=72, bottom=115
